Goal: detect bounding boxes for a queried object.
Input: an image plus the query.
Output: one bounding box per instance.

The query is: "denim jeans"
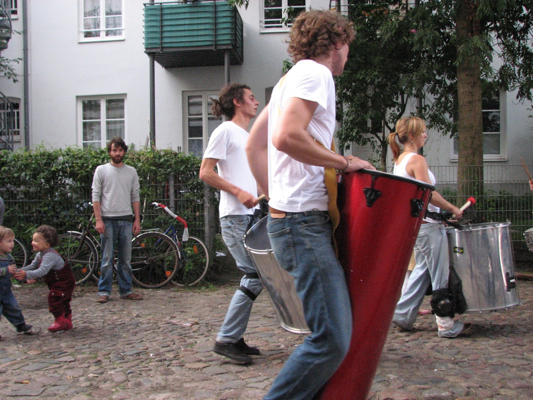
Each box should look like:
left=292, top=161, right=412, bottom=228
left=264, top=211, right=352, bottom=400
left=98, top=219, right=133, bottom=297
left=217, top=215, right=263, bottom=343
left=0, top=290, right=26, bottom=329
left=393, top=223, right=450, bottom=330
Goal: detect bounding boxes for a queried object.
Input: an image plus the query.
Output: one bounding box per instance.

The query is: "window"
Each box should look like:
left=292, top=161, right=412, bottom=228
left=80, top=0, right=124, bottom=41
left=261, top=0, right=307, bottom=32
left=183, top=92, right=221, bottom=157
left=0, top=97, right=20, bottom=137
left=8, top=0, right=18, bottom=18
left=78, top=96, right=125, bottom=148
left=481, top=89, right=501, bottom=155
left=452, top=89, right=505, bottom=161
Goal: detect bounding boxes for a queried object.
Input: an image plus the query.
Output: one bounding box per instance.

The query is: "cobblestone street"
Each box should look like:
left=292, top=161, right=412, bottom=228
left=0, top=277, right=532, bottom=399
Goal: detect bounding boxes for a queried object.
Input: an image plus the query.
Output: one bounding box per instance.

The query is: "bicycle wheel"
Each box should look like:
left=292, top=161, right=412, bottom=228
left=12, top=238, right=29, bottom=268
left=58, top=231, right=99, bottom=285
left=131, top=232, right=179, bottom=288
left=174, top=236, right=209, bottom=286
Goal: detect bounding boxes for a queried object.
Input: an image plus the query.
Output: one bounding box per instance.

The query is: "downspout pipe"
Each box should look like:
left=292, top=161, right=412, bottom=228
left=23, top=0, right=29, bottom=149
left=149, top=0, right=156, bottom=149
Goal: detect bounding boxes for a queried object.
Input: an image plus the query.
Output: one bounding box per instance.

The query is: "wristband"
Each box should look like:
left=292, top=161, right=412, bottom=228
left=341, top=156, right=350, bottom=172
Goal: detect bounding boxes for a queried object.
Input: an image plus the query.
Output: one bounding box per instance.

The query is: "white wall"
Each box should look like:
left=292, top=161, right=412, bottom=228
left=0, top=6, right=25, bottom=150
left=26, top=1, right=150, bottom=149
left=11, top=0, right=334, bottom=151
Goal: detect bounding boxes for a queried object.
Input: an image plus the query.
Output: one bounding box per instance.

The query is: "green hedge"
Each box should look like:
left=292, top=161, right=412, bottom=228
left=0, top=146, right=211, bottom=243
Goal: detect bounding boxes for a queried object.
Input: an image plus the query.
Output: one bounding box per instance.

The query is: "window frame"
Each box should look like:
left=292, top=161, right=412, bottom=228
left=182, top=91, right=221, bottom=157
left=8, top=0, right=18, bottom=19
left=451, top=90, right=506, bottom=162
left=79, top=0, right=125, bottom=43
left=77, top=94, right=126, bottom=149
left=0, top=97, right=21, bottom=143
left=260, top=0, right=308, bottom=33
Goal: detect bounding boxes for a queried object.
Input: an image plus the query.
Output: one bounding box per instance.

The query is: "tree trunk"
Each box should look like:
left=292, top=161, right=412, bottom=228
left=380, top=136, right=388, bottom=172
left=456, top=0, right=484, bottom=203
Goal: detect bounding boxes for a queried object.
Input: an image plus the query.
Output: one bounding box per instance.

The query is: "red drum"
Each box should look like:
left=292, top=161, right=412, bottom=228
left=320, top=169, right=434, bottom=400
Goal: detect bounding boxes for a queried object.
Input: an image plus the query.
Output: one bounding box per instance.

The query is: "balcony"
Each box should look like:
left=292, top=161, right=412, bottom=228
left=144, top=1, right=243, bottom=69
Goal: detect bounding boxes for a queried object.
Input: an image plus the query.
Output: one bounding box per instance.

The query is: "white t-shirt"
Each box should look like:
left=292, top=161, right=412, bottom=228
left=267, top=60, right=336, bottom=212
left=203, top=121, right=258, bottom=218
left=394, top=152, right=439, bottom=222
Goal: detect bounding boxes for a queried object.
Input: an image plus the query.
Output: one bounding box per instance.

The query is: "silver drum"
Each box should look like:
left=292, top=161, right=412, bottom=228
left=446, top=222, right=520, bottom=312
left=244, top=217, right=310, bottom=334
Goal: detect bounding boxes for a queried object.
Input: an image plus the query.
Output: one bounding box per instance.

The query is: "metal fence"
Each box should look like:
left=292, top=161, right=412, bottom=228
left=430, top=164, right=533, bottom=238
left=2, top=164, right=532, bottom=267
left=0, top=180, right=212, bottom=246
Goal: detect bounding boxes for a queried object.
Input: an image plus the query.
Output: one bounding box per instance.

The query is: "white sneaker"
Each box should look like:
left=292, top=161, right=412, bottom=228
left=438, top=321, right=472, bottom=338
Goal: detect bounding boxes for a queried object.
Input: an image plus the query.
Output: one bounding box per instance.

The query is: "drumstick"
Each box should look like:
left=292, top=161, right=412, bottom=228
left=520, top=158, right=533, bottom=181
left=256, top=194, right=266, bottom=202
left=460, top=196, right=476, bottom=211
left=452, top=197, right=476, bottom=218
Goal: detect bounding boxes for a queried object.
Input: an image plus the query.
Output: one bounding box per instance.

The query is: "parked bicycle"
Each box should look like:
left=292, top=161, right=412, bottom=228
left=58, top=212, right=180, bottom=288
left=12, top=237, right=30, bottom=268
left=151, top=202, right=210, bottom=286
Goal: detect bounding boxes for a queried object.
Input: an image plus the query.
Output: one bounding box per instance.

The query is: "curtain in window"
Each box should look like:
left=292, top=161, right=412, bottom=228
left=84, top=0, right=122, bottom=38
left=84, top=0, right=100, bottom=38
left=105, top=0, right=122, bottom=37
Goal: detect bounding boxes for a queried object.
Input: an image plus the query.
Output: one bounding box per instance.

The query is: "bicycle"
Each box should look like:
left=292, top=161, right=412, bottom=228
left=57, top=215, right=101, bottom=285
left=58, top=212, right=180, bottom=288
left=151, top=202, right=210, bottom=286
left=12, top=238, right=30, bottom=268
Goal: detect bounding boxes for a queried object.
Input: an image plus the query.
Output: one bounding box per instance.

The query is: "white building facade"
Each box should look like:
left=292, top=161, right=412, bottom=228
left=1, top=0, right=532, bottom=174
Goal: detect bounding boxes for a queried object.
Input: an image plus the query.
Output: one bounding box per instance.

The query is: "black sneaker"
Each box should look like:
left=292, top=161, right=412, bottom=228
left=17, top=324, right=41, bottom=335
left=214, top=341, right=252, bottom=364
left=234, top=338, right=261, bottom=355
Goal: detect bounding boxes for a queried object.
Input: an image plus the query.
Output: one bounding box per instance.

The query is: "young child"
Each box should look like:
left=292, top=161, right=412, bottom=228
left=0, top=226, right=39, bottom=339
left=15, top=225, right=76, bottom=332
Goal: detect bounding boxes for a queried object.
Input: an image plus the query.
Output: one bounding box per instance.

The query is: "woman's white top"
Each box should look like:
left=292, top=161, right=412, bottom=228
left=394, top=152, right=440, bottom=223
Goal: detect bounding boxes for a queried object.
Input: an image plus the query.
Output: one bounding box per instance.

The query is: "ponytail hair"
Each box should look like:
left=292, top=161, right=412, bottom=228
left=388, top=116, right=426, bottom=161
left=211, top=83, right=250, bottom=120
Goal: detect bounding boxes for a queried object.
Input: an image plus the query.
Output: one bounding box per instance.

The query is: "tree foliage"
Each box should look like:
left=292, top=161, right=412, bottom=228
left=336, top=1, right=443, bottom=170
left=0, top=56, right=21, bottom=83
left=339, top=0, right=533, bottom=176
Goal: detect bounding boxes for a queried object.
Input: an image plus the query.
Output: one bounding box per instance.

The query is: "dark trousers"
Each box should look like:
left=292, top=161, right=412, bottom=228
left=45, top=263, right=76, bottom=318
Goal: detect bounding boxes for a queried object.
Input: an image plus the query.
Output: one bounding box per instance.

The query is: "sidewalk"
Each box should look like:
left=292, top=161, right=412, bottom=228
left=0, top=278, right=532, bottom=399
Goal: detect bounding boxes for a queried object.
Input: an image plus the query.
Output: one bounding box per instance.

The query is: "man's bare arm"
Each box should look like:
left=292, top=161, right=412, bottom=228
left=246, top=106, right=270, bottom=197
left=273, top=97, right=374, bottom=172
left=199, top=158, right=258, bottom=209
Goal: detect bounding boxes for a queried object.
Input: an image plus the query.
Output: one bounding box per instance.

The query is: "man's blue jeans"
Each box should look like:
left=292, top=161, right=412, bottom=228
left=217, top=215, right=263, bottom=343
left=98, top=219, right=133, bottom=297
left=264, top=211, right=352, bottom=400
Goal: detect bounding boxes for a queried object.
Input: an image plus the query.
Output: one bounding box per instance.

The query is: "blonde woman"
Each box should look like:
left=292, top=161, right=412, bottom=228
left=388, top=116, right=471, bottom=338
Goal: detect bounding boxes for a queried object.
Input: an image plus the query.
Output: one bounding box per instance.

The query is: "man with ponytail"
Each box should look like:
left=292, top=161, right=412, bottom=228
left=199, top=83, right=263, bottom=364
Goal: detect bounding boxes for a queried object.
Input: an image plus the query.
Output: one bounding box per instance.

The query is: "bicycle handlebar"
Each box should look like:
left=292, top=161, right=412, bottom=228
left=152, top=202, right=188, bottom=229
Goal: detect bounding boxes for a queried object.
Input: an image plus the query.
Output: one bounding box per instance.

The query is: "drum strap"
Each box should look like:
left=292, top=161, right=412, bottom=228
left=314, top=139, right=340, bottom=254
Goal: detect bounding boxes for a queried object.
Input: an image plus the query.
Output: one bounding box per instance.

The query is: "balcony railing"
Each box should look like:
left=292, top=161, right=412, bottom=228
left=144, top=1, right=243, bottom=68
left=0, top=0, right=12, bottom=51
